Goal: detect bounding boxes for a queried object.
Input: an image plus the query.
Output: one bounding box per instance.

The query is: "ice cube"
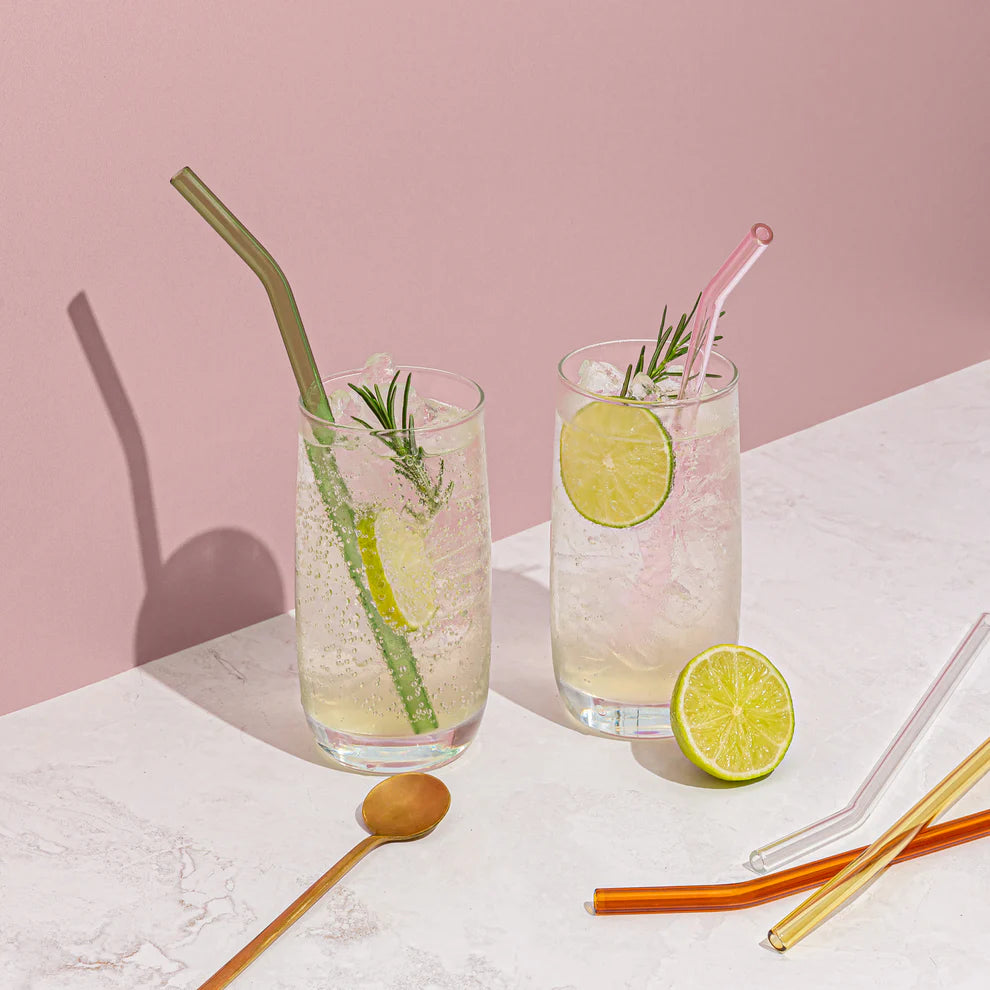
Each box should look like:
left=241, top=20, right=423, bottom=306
left=360, top=352, right=398, bottom=387
left=577, top=359, right=625, bottom=397
left=654, top=579, right=712, bottom=628
left=414, top=397, right=472, bottom=453
left=628, top=372, right=659, bottom=401
left=326, top=354, right=400, bottom=428
left=419, top=397, right=466, bottom=428
left=329, top=388, right=354, bottom=421
left=346, top=356, right=474, bottom=451
left=653, top=365, right=686, bottom=398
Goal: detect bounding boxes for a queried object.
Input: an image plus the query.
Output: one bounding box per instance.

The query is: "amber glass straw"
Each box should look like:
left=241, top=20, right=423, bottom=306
left=769, top=734, right=990, bottom=951
left=593, top=807, right=990, bottom=914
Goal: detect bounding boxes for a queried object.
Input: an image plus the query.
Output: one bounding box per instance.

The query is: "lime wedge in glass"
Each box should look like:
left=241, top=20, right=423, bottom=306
left=357, top=509, right=437, bottom=631
left=670, top=645, right=795, bottom=781
left=559, top=402, right=674, bottom=528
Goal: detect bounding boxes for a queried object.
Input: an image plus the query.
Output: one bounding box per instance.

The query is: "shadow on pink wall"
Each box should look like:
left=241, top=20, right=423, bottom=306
left=68, top=292, right=284, bottom=667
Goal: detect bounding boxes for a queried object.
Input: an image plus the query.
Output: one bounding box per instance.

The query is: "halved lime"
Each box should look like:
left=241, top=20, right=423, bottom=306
left=357, top=509, right=437, bottom=631
left=559, top=402, right=674, bottom=528
left=670, top=645, right=794, bottom=781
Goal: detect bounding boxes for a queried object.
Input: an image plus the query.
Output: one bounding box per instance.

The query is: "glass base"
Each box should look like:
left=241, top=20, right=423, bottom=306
left=305, top=706, right=484, bottom=774
left=557, top=680, right=673, bottom=738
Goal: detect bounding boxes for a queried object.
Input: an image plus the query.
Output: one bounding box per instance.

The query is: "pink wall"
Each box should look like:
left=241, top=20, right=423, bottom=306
left=2, top=2, right=988, bottom=715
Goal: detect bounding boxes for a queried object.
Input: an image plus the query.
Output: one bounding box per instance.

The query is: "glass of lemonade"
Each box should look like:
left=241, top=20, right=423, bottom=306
left=295, top=355, right=491, bottom=772
left=551, top=341, right=740, bottom=737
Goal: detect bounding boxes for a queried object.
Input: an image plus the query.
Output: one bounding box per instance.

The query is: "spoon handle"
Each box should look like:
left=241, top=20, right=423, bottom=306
left=198, top=834, right=386, bottom=989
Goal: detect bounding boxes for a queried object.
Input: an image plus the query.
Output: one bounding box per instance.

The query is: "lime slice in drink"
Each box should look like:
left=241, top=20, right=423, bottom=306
left=559, top=402, right=674, bottom=528
left=357, top=509, right=437, bottom=631
left=670, top=645, right=795, bottom=781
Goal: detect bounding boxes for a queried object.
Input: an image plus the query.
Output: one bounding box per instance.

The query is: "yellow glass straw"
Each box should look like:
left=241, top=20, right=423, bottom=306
left=769, top=733, right=990, bottom=950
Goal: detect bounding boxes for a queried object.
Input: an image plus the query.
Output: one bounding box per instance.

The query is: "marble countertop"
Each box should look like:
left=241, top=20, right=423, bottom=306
left=3, top=362, right=990, bottom=989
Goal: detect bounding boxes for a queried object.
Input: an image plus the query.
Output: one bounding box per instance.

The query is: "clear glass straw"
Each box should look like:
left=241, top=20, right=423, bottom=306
left=593, top=806, right=990, bottom=914
left=677, top=223, right=773, bottom=399
left=769, top=730, right=990, bottom=950
left=750, top=613, right=990, bottom=873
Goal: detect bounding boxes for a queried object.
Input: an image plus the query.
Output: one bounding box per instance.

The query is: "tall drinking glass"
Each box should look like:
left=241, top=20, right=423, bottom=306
left=296, top=365, right=491, bottom=772
left=551, top=343, right=740, bottom=737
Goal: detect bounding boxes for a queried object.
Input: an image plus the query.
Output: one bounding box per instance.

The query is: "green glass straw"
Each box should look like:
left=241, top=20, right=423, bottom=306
left=170, top=167, right=438, bottom=734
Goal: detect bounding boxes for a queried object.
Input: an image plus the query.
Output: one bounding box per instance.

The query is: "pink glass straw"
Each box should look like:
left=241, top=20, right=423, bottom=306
left=678, top=223, right=774, bottom=399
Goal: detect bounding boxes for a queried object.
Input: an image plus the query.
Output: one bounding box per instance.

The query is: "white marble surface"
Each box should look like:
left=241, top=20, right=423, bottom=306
left=3, top=361, right=990, bottom=989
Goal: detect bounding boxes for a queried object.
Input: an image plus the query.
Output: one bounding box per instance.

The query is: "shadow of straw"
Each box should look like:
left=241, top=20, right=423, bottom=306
left=67, top=291, right=286, bottom=665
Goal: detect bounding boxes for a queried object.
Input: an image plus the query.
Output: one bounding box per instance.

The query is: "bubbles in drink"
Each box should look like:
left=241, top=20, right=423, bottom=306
left=295, top=356, right=490, bottom=742
left=551, top=381, right=740, bottom=706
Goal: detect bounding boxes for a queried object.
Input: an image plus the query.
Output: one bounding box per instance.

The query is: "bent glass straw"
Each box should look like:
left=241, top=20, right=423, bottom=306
left=169, top=167, right=438, bottom=733
left=750, top=613, right=990, bottom=873
left=677, top=223, right=773, bottom=400
left=170, top=168, right=332, bottom=422
left=593, top=806, right=990, bottom=914
left=769, top=729, right=990, bottom=950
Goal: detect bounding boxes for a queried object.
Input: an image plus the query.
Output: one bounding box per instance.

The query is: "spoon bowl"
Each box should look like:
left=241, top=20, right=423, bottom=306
left=199, top=772, right=451, bottom=989
left=362, top=772, right=451, bottom=838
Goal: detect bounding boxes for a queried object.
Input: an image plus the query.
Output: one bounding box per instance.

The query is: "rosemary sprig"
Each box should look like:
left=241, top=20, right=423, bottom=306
left=618, top=292, right=725, bottom=398
left=349, top=371, right=453, bottom=517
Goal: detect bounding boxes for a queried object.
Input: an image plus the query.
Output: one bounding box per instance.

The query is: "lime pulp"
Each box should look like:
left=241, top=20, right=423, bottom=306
left=559, top=402, right=674, bottom=528
left=670, top=644, right=795, bottom=781
left=356, top=509, right=437, bottom=631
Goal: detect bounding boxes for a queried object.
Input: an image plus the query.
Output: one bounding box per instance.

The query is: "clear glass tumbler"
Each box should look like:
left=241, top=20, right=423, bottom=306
left=551, top=343, right=741, bottom=737
left=295, top=365, right=491, bottom=772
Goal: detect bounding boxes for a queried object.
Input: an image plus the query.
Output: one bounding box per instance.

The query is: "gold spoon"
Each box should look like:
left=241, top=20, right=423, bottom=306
left=198, top=772, right=451, bottom=989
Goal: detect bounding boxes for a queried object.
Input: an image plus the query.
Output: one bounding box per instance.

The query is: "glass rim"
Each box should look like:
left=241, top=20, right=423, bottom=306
left=557, top=339, right=739, bottom=408
left=299, top=364, right=485, bottom=435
